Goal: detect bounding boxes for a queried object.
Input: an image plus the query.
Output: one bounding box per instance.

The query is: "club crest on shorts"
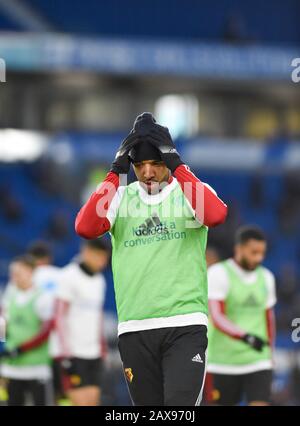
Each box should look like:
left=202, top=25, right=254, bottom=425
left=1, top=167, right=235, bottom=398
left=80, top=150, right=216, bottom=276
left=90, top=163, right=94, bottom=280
left=70, top=374, right=81, bottom=386
left=124, top=368, right=134, bottom=383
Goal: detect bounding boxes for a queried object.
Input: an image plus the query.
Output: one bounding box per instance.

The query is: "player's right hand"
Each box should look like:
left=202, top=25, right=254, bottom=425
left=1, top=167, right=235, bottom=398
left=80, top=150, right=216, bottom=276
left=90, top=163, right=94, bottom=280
left=110, top=131, right=141, bottom=175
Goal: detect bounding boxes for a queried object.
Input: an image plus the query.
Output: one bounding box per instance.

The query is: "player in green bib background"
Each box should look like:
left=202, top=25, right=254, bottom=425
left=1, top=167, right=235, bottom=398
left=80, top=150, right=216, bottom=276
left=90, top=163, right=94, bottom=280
left=0, top=255, right=53, bottom=406
left=76, top=112, right=227, bottom=406
left=205, top=226, right=276, bottom=406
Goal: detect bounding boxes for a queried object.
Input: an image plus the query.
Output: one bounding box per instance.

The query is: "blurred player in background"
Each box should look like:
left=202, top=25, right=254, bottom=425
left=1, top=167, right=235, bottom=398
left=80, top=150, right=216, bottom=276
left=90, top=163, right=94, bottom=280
left=27, top=241, right=60, bottom=296
left=2, top=241, right=59, bottom=308
left=76, top=113, right=227, bottom=406
left=0, top=255, right=53, bottom=406
left=206, top=226, right=276, bottom=406
left=27, top=241, right=65, bottom=403
left=55, top=239, right=109, bottom=406
left=206, top=246, right=220, bottom=268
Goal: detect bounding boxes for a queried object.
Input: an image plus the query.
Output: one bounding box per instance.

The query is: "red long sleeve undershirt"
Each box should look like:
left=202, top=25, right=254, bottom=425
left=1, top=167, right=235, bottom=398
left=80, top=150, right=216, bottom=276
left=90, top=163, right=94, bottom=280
left=209, top=300, right=245, bottom=340
left=55, top=299, right=70, bottom=356
left=266, top=308, right=276, bottom=347
left=209, top=299, right=275, bottom=345
left=75, top=165, right=227, bottom=239
left=75, top=171, right=119, bottom=239
left=100, top=313, right=108, bottom=361
left=19, top=319, right=53, bottom=353
left=174, top=164, right=227, bottom=227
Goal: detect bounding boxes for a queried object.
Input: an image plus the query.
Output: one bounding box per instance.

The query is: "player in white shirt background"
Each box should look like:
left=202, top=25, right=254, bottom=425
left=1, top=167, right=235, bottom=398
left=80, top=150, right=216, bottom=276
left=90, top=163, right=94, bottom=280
left=55, top=239, right=110, bottom=406
left=28, top=241, right=61, bottom=295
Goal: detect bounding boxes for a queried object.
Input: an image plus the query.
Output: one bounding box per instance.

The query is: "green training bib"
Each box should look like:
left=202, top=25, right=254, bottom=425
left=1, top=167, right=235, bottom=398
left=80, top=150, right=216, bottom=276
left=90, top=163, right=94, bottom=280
left=208, top=260, right=271, bottom=366
left=110, top=181, right=208, bottom=323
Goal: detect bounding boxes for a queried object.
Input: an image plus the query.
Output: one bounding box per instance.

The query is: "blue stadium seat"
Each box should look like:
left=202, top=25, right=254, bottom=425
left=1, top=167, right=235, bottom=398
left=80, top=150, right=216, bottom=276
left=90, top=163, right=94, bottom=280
left=24, top=0, right=300, bottom=44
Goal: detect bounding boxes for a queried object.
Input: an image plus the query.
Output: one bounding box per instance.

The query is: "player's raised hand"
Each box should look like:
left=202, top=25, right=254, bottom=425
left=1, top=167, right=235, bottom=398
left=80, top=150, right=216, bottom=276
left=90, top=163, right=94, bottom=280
left=146, top=124, right=184, bottom=173
left=110, top=130, right=141, bottom=175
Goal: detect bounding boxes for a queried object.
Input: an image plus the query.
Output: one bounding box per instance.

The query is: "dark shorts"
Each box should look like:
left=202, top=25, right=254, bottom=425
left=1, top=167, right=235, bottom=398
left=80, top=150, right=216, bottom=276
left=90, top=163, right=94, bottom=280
left=7, top=378, right=53, bottom=406
left=205, top=369, right=273, bottom=405
left=118, top=325, right=208, bottom=406
left=61, top=357, right=103, bottom=391
left=52, top=358, right=67, bottom=398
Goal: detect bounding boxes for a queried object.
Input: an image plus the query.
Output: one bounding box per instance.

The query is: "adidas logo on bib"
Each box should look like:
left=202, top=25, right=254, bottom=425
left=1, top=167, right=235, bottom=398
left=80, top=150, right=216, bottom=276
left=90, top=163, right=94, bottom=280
left=192, top=353, right=203, bottom=363
left=134, top=212, right=169, bottom=237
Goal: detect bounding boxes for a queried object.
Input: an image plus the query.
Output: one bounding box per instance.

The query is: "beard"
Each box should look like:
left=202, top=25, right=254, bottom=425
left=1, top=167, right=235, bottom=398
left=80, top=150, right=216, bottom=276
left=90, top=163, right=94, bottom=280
left=239, top=257, right=259, bottom=271
left=141, top=173, right=170, bottom=195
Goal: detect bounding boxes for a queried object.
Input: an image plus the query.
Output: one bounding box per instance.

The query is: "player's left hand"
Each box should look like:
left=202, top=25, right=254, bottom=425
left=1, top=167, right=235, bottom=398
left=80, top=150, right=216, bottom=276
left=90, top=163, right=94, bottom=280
left=242, top=334, right=266, bottom=352
left=146, top=125, right=184, bottom=173
left=110, top=130, right=141, bottom=175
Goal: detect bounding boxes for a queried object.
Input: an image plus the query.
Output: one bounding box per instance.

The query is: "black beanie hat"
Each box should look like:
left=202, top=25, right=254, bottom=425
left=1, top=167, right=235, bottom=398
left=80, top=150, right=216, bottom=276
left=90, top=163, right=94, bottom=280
left=133, top=112, right=156, bottom=133
left=129, top=141, right=162, bottom=163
